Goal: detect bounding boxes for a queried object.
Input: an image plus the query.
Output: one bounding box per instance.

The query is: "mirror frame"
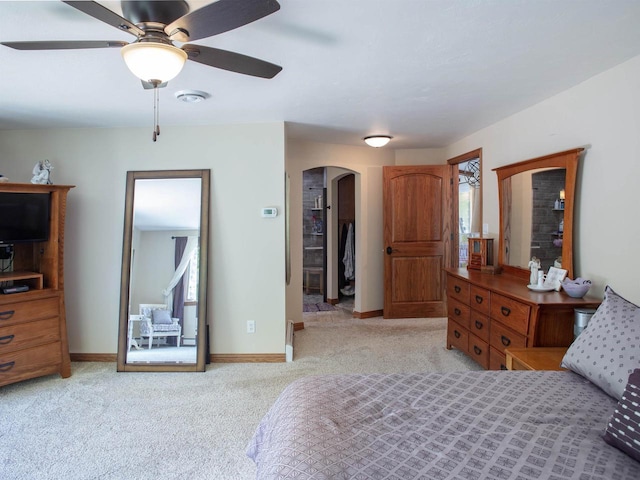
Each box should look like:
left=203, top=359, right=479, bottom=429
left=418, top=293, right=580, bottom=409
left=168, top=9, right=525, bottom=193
left=494, top=148, right=583, bottom=280
left=117, top=169, right=210, bottom=372
left=447, top=148, right=483, bottom=269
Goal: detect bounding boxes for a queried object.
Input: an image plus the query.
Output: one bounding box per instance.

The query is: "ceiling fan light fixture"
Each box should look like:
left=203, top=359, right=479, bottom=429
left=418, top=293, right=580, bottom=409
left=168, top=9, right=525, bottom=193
left=363, top=135, right=393, bottom=148
left=121, top=42, right=187, bottom=83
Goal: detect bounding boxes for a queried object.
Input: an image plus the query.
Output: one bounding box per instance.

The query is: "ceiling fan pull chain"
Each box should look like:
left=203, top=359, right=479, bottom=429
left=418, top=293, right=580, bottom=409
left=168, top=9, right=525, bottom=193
left=156, top=86, right=160, bottom=138
left=152, top=85, right=158, bottom=142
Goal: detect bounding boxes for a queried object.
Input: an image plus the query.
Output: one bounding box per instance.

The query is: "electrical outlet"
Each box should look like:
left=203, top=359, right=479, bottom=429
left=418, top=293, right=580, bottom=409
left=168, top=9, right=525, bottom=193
left=247, top=320, right=256, bottom=334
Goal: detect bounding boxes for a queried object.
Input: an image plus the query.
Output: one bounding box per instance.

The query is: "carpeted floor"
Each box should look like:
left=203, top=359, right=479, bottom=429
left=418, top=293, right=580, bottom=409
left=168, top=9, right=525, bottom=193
left=1, top=315, right=480, bottom=479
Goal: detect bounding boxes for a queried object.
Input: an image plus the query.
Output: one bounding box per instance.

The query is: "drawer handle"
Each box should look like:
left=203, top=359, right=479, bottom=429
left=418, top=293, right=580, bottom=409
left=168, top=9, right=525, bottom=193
left=475, top=320, right=483, bottom=330
left=454, top=330, right=461, bottom=339
left=473, top=345, right=482, bottom=355
left=475, top=295, right=483, bottom=304
left=454, top=308, right=461, bottom=316
left=0, top=361, right=15, bottom=372
left=0, top=334, right=15, bottom=345
left=501, top=306, right=511, bottom=317
left=501, top=335, right=511, bottom=347
left=0, top=310, right=16, bottom=321
left=454, top=286, right=461, bottom=293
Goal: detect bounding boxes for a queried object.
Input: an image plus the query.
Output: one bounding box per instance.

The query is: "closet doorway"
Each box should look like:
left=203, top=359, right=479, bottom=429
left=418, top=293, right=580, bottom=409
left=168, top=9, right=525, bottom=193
left=302, top=168, right=327, bottom=310
left=336, top=173, right=355, bottom=312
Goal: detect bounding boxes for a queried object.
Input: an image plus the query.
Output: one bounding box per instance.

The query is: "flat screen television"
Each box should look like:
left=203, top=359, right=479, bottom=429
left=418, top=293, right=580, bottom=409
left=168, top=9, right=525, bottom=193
left=0, top=192, right=51, bottom=245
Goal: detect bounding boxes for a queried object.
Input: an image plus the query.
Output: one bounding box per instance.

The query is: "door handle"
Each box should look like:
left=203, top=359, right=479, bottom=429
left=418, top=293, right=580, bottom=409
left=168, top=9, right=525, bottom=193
left=386, top=246, right=393, bottom=255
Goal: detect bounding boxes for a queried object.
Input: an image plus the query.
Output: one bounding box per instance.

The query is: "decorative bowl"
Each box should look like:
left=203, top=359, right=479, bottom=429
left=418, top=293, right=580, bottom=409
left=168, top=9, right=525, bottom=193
left=561, top=278, right=592, bottom=298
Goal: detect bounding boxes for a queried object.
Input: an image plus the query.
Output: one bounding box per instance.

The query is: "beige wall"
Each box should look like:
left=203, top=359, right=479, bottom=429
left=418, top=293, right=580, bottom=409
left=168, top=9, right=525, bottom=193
left=395, top=148, right=446, bottom=165
left=444, top=55, right=640, bottom=301
left=285, top=140, right=395, bottom=323
left=0, top=123, right=286, bottom=355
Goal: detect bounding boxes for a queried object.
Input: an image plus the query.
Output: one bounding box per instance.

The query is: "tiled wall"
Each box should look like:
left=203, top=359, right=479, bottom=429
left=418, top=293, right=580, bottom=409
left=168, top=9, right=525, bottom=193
left=531, top=169, right=566, bottom=271
left=303, top=168, right=324, bottom=270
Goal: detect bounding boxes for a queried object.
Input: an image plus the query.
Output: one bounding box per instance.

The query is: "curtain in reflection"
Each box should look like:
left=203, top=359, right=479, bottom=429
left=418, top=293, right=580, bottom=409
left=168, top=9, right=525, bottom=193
left=162, top=236, right=198, bottom=309
left=167, top=237, right=187, bottom=346
left=470, top=185, right=481, bottom=235
left=502, top=177, right=512, bottom=264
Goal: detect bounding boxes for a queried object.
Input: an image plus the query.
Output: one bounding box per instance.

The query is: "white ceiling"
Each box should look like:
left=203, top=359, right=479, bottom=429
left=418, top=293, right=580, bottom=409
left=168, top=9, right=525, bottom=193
left=133, top=178, right=201, bottom=230
left=1, top=0, right=640, bottom=148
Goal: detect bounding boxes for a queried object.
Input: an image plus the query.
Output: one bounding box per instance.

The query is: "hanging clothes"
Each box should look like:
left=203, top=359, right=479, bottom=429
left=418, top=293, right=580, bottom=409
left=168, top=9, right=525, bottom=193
left=338, top=222, right=349, bottom=288
left=343, top=222, right=355, bottom=280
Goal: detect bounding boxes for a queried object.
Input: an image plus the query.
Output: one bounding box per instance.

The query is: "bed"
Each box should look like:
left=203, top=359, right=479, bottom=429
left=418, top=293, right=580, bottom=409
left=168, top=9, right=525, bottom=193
left=247, top=287, right=640, bottom=479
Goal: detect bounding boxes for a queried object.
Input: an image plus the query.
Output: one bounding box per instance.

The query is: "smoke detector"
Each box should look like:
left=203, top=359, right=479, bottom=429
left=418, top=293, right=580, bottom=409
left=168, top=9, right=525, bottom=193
left=175, top=90, right=209, bottom=103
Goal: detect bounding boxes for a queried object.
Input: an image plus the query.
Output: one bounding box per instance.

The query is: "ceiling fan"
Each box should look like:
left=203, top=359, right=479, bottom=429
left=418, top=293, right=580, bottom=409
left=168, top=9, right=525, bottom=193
left=1, top=0, right=283, bottom=85
left=2, top=0, right=282, bottom=141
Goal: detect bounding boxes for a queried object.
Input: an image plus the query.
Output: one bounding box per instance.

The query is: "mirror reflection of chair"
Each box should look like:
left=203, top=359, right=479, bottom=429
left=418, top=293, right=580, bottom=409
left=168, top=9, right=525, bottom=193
left=138, top=304, right=182, bottom=349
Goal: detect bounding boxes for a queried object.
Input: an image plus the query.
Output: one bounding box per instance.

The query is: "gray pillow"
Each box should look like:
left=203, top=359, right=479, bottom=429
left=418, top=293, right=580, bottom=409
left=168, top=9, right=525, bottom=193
left=561, top=286, right=640, bottom=400
left=603, top=369, right=640, bottom=462
left=152, top=309, right=173, bottom=325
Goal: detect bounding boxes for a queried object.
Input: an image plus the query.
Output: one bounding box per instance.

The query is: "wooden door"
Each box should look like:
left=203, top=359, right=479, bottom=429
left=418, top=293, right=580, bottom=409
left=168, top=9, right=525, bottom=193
left=383, top=165, right=451, bottom=318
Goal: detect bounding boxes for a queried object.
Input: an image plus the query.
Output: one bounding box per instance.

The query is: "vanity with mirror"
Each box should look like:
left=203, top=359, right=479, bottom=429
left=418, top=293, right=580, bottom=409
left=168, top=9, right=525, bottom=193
left=117, top=170, right=210, bottom=372
left=445, top=149, right=600, bottom=370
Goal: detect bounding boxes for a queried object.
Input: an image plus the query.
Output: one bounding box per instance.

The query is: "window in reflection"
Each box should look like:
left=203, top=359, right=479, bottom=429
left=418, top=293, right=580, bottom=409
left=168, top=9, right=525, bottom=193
left=457, top=158, right=481, bottom=267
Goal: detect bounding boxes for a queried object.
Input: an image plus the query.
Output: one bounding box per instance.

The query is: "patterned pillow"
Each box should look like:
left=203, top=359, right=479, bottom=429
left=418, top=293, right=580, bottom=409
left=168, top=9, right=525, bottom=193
left=561, top=286, right=640, bottom=400
left=603, top=369, right=640, bottom=462
left=152, top=308, right=173, bottom=324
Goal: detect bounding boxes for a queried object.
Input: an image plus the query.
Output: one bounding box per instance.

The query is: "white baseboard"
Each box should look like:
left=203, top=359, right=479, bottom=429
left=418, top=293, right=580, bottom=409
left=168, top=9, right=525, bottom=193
left=286, top=320, right=294, bottom=362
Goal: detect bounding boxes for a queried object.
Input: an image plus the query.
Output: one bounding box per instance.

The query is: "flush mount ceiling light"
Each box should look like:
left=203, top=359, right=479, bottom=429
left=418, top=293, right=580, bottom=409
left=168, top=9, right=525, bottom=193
left=175, top=90, right=209, bottom=103
left=121, top=42, right=187, bottom=84
left=363, top=135, right=393, bottom=148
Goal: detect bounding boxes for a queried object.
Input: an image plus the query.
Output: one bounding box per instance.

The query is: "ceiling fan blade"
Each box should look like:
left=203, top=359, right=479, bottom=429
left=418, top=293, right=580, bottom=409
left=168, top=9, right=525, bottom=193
left=1, top=40, right=128, bottom=51
left=166, top=0, right=280, bottom=42
left=62, top=1, right=144, bottom=37
left=183, top=44, right=282, bottom=79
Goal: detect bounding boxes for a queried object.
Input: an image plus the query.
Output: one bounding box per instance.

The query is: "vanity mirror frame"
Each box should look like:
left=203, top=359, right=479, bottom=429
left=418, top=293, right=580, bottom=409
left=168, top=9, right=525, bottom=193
left=494, top=148, right=583, bottom=280
left=117, top=169, right=210, bottom=372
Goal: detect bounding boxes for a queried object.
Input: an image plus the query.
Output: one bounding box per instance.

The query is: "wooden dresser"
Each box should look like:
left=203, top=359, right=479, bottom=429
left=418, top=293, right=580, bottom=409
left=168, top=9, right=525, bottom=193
left=0, top=183, right=73, bottom=387
left=445, top=268, right=600, bottom=370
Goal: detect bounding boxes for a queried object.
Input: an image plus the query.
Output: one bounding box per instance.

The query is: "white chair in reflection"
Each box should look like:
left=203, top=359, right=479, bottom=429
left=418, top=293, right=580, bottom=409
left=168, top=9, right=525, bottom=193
left=139, top=304, right=181, bottom=349
left=127, top=314, right=145, bottom=350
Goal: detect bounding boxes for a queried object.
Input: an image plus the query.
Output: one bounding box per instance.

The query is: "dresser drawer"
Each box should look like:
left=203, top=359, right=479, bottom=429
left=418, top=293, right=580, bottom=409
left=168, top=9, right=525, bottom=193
left=448, top=298, right=470, bottom=329
left=489, top=347, right=508, bottom=371
left=470, top=286, right=490, bottom=315
left=0, top=296, right=59, bottom=328
left=0, top=342, right=62, bottom=387
left=447, top=319, right=468, bottom=353
left=469, top=310, right=490, bottom=343
left=490, top=294, right=530, bottom=335
left=0, top=317, right=60, bottom=354
left=490, top=320, right=527, bottom=354
left=447, top=277, right=470, bottom=304
left=468, top=333, right=489, bottom=369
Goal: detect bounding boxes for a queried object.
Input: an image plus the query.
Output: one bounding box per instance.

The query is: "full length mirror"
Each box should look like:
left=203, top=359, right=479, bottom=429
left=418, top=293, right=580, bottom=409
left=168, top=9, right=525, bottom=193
left=117, top=170, right=210, bottom=372
left=494, top=148, right=583, bottom=280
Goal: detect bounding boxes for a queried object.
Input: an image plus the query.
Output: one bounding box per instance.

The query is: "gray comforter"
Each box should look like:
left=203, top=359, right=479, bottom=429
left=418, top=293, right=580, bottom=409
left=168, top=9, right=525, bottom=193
left=247, top=370, right=640, bottom=479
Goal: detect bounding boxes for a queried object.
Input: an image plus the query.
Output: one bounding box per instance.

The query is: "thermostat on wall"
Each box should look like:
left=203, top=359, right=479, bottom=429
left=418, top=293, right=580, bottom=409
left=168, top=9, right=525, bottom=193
left=261, top=207, right=278, bottom=218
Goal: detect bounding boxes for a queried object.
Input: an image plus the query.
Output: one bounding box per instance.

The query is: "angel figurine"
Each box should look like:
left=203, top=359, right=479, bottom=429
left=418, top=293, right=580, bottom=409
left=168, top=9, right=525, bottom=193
left=31, top=160, right=53, bottom=185
left=528, top=256, right=540, bottom=286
